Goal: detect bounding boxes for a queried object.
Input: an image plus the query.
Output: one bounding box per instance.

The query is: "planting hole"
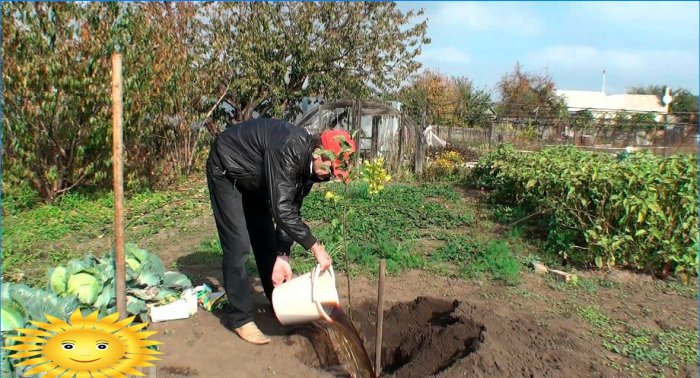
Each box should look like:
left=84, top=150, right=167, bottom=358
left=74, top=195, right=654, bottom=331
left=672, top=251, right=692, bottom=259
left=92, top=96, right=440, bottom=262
left=293, top=296, right=484, bottom=377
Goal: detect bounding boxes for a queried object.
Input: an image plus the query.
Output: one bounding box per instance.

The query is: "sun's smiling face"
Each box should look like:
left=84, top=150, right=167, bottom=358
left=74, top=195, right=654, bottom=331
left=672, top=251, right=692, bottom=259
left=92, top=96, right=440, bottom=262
left=5, top=309, right=161, bottom=377
left=43, top=329, right=126, bottom=371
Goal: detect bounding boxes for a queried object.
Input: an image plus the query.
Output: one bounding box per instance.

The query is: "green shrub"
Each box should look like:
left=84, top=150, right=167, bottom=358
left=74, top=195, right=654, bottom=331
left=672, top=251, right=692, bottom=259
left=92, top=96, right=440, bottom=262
left=422, top=150, right=468, bottom=182
left=468, top=144, right=699, bottom=278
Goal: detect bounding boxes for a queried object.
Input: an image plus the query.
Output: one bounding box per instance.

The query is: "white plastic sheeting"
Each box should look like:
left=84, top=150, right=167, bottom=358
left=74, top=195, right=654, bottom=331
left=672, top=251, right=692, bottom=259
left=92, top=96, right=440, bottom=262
left=423, top=126, right=447, bottom=148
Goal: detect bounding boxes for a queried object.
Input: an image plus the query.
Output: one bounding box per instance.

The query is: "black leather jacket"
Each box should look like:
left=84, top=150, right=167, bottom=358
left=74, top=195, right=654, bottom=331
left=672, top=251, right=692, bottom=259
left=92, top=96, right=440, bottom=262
left=209, top=118, right=317, bottom=254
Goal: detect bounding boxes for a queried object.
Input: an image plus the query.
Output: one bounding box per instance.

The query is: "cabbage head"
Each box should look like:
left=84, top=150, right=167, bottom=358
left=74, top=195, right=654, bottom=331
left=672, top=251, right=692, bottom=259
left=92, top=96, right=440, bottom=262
left=67, top=272, right=101, bottom=305
left=48, top=266, right=68, bottom=295
left=1, top=302, right=25, bottom=332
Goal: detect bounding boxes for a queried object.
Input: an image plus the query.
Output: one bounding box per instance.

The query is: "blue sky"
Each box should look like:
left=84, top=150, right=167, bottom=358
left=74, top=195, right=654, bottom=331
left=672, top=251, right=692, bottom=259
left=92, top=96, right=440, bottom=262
left=397, top=1, right=699, bottom=96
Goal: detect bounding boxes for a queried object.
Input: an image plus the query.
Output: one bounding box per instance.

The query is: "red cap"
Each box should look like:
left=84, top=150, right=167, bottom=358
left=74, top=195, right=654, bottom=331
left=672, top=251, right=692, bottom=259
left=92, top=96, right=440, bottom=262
left=320, top=129, right=356, bottom=181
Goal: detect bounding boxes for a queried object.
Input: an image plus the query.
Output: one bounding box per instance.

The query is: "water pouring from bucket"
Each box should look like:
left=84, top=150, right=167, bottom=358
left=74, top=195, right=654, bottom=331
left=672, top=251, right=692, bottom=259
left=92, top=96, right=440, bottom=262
left=272, top=264, right=376, bottom=377
left=272, top=264, right=340, bottom=325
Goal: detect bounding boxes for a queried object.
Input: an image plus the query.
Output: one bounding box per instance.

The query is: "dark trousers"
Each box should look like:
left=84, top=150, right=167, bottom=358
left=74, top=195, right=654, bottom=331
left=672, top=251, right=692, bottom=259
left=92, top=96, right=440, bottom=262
left=206, top=156, right=277, bottom=329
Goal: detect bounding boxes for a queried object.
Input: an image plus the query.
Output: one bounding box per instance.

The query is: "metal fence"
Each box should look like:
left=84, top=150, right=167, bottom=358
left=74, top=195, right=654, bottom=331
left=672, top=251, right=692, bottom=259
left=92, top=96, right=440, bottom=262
left=296, top=99, right=698, bottom=176
left=428, top=109, right=698, bottom=157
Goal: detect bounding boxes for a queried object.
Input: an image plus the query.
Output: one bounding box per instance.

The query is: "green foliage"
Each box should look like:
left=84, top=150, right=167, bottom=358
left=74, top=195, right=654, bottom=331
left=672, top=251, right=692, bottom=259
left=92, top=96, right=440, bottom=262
left=570, top=109, right=596, bottom=133
left=496, top=62, right=566, bottom=121
left=3, top=3, right=113, bottom=201
left=431, top=237, right=478, bottom=264
left=467, top=144, right=525, bottom=205
left=395, top=71, right=493, bottom=128
left=431, top=238, right=520, bottom=284
left=349, top=238, right=425, bottom=275
left=2, top=183, right=209, bottom=282
left=1, top=282, right=80, bottom=330
left=308, top=183, right=472, bottom=241
left=656, top=329, right=699, bottom=366
left=577, top=305, right=611, bottom=329
left=628, top=85, right=698, bottom=115
left=423, top=150, right=466, bottom=182
left=292, top=183, right=473, bottom=275
left=577, top=305, right=699, bottom=373
left=40, top=244, right=192, bottom=321
left=1, top=183, right=42, bottom=214
left=194, top=236, right=223, bottom=256
left=200, top=2, right=429, bottom=122
left=577, top=110, right=660, bottom=144
left=468, top=144, right=699, bottom=278
left=67, top=272, right=100, bottom=305
left=3, top=2, right=430, bottom=200
left=1, top=281, right=82, bottom=375
left=2, top=3, right=214, bottom=201
left=473, top=241, right=520, bottom=284
left=453, top=77, right=493, bottom=128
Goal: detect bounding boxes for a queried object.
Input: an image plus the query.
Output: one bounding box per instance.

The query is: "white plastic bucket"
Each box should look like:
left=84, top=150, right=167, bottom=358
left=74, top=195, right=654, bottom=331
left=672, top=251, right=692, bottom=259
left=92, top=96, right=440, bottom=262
left=272, top=265, right=339, bottom=325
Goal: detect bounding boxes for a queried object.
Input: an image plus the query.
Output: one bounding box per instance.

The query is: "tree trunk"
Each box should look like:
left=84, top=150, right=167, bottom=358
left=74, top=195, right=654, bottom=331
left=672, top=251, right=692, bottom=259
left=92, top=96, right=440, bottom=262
left=370, top=116, right=380, bottom=159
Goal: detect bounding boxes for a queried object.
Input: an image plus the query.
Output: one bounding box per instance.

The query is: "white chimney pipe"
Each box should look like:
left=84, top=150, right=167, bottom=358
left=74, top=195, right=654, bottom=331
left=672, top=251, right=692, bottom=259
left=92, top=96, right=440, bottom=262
left=602, top=70, right=606, bottom=95
left=662, top=86, right=673, bottom=113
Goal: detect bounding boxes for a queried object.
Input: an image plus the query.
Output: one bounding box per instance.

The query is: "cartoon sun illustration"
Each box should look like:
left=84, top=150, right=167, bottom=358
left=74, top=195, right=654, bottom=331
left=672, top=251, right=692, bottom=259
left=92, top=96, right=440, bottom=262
left=5, top=309, right=161, bottom=377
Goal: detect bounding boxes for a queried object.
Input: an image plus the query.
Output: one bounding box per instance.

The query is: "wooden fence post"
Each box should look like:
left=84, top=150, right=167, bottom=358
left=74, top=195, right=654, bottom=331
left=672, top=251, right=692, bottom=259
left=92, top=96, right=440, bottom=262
left=397, top=116, right=405, bottom=170
left=375, top=259, right=386, bottom=377
left=111, top=53, right=127, bottom=319
left=415, top=110, right=426, bottom=175
left=354, top=99, right=363, bottom=164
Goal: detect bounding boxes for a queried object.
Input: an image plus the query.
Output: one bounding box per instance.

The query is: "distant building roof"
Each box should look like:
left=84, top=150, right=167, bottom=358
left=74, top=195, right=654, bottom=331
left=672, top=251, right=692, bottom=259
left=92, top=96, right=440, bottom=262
left=556, top=90, right=667, bottom=114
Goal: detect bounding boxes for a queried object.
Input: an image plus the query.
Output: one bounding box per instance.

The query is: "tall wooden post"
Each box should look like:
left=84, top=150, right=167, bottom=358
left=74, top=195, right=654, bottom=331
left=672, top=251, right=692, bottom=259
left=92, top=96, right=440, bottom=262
left=354, top=99, right=363, bottom=164
left=397, top=116, right=405, bottom=169
left=112, top=53, right=127, bottom=319
left=415, top=110, right=426, bottom=175
left=375, top=259, right=386, bottom=377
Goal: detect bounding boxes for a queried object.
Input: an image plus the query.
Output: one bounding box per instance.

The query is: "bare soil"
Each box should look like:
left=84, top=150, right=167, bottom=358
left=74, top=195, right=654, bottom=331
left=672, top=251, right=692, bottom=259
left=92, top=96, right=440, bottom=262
left=133, top=209, right=698, bottom=378
left=352, top=297, right=483, bottom=377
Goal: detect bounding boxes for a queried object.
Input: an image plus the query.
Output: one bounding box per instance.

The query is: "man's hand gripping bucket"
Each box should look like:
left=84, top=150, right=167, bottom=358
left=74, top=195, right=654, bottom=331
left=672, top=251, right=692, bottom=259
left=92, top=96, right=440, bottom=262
left=272, top=265, right=339, bottom=325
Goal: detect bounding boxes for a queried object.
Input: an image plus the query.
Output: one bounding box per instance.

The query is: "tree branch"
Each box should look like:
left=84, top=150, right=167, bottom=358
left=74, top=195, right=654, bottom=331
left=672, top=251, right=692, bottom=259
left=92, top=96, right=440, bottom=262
left=203, top=83, right=231, bottom=137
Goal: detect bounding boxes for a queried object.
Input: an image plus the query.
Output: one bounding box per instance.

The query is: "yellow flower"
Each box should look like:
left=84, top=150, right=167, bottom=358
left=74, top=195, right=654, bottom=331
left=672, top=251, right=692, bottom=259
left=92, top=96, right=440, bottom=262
left=360, top=157, right=391, bottom=195
left=325, top=191, right=336, bottom=200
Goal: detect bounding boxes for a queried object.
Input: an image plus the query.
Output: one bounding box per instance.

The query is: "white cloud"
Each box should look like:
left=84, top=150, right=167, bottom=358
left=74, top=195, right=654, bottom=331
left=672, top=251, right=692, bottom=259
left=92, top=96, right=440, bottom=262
left=429, top=2, right=542, bottom=35
left=570, top=1, right=699, bottom=40
left=525, top=45, right=699, bottom=92
left=528, top=45, right=696, bottom=72
left=580, top=1, right=698, bottom=24
left=419, top=46, right=472, bottom=66
left=531, top=46, right=598, bottom=65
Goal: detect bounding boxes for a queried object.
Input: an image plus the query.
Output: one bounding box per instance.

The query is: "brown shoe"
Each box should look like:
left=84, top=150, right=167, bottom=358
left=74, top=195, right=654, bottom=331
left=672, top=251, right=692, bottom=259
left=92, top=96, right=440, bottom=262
left=233, top=322, right=270, bottom=345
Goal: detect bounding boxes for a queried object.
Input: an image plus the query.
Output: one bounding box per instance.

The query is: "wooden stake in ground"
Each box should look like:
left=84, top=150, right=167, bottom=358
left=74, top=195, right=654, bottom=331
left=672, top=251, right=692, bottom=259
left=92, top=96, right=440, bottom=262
left=375, top=259, right=386, bottom=377
left=111, top=52, right=126, bottom=319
